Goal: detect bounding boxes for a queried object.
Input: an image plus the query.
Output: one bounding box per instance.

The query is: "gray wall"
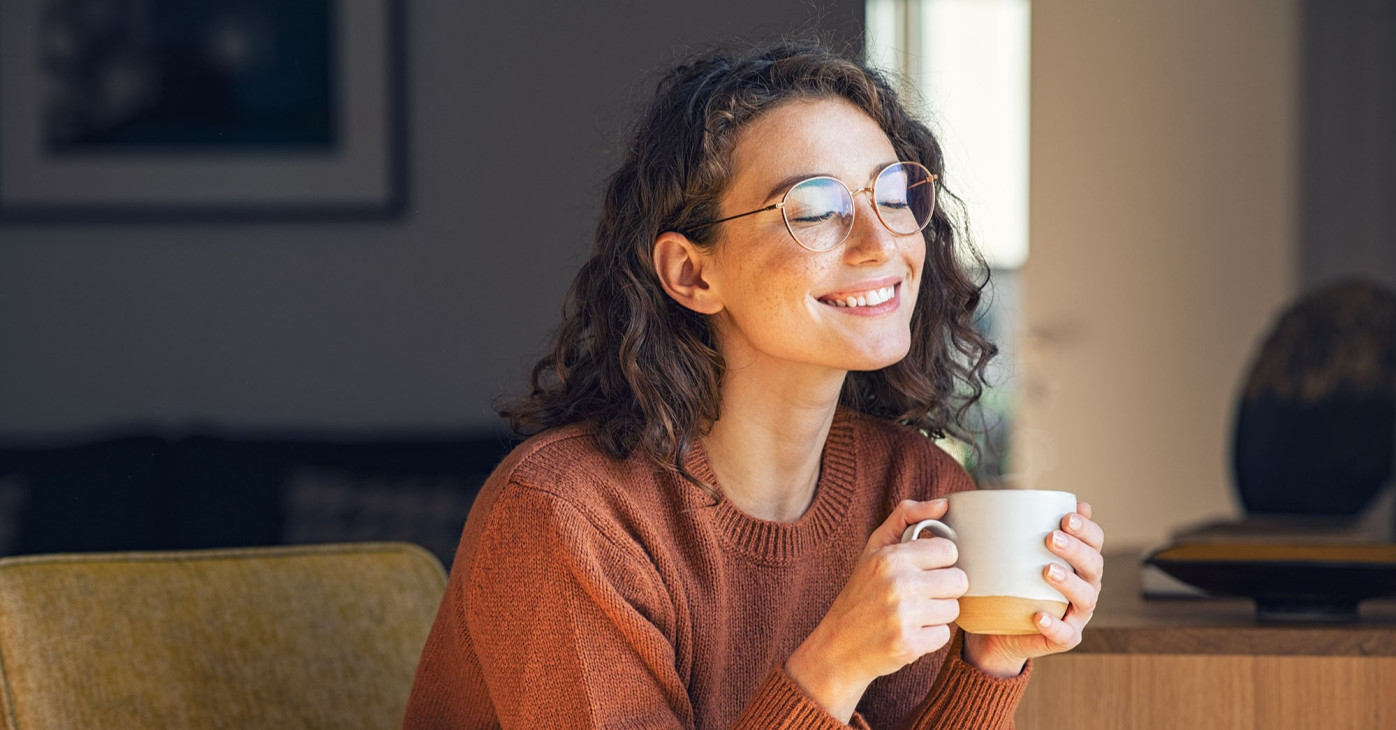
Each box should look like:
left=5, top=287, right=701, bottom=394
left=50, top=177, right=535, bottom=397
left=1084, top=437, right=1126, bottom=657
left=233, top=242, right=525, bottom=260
left=1300, top=0, right=1396, bottom=292
left=0, top=1, right=863, bottom=435
left=1018, top=0, right=1300, bottom=549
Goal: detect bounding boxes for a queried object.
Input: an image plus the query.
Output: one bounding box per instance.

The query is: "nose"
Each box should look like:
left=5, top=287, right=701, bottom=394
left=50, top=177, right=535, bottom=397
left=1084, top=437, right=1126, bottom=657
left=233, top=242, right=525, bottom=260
left=841, top=189, right=897, bottom=263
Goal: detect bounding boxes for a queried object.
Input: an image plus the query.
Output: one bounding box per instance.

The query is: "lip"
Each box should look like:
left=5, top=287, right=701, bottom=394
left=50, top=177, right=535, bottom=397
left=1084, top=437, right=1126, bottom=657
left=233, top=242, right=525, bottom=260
left=815, top=275, right=903, bottom=301
left=815, top=280, right=904, bottom=317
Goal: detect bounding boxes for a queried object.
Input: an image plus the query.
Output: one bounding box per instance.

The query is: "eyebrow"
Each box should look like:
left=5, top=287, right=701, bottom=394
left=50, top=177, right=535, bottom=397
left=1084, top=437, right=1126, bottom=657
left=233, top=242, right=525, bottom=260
left=763, top=173, right=825, bottom=202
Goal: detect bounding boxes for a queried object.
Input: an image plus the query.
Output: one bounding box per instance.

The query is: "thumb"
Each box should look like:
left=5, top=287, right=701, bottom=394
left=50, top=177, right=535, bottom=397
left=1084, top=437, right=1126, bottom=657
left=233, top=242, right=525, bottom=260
left=868, top=498, right=949, bottom=551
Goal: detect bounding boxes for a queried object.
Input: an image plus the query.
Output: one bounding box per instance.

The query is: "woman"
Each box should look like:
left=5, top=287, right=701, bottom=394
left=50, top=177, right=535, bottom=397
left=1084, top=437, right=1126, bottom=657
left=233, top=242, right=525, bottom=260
left=405, top=40, right=1105, bottom=729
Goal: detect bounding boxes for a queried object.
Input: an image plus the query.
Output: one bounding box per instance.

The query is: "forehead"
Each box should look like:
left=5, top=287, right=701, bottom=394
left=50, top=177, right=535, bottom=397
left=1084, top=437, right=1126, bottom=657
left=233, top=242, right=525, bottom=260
left=726, top=97, right=898, bottom=197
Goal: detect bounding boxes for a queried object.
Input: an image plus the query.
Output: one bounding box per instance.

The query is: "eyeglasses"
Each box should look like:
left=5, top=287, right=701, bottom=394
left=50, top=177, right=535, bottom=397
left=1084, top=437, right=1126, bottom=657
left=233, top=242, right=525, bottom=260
left=687, top=161, right=937, bottom=252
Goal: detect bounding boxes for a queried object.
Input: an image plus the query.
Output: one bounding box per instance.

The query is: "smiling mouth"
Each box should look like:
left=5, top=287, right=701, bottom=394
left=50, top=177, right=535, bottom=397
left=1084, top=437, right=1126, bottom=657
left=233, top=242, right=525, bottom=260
left=818, top=284, right=897, bottom=308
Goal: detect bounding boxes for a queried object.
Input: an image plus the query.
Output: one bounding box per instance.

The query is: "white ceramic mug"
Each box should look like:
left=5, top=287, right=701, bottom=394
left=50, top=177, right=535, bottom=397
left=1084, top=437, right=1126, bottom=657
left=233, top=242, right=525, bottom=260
left=901, top=489, right=1077, bottom=635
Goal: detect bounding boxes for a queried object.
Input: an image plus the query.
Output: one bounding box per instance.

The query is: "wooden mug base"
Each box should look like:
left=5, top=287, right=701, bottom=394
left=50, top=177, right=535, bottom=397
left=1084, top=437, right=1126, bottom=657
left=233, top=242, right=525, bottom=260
left=956, top=596, right=1069, bottom=635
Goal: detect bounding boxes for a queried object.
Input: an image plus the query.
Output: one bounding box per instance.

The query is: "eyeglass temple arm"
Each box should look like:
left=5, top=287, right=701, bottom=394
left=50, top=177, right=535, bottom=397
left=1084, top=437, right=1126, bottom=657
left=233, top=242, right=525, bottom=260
left=688, top=203, right=782, bottom=231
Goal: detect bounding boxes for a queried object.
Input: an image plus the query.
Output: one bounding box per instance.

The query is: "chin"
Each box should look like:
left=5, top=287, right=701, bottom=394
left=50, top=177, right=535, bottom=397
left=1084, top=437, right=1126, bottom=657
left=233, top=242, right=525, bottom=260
left=843, top=342, right=912, bottom=372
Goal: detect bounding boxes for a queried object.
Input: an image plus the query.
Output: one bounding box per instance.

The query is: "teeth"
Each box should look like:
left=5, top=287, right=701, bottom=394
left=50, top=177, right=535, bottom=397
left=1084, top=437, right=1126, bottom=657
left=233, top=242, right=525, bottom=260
left=826, top=285, right=895, bottom=308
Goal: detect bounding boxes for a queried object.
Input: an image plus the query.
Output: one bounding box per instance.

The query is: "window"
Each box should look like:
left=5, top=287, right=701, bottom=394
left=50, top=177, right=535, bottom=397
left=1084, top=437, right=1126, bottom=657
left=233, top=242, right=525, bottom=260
left=867, top=0, right=1030, bottom=483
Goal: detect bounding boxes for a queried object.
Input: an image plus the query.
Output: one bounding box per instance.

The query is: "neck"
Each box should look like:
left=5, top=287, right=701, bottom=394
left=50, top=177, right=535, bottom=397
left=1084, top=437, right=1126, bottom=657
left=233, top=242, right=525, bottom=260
left=703, top=357, right=846, bottom=522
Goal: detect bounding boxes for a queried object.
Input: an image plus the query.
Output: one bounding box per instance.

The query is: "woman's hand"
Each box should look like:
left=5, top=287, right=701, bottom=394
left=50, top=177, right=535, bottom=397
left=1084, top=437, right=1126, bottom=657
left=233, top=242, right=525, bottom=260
left=786, top=499, right=967, bottom=722
left=962, top=502, right=1106, bottom=678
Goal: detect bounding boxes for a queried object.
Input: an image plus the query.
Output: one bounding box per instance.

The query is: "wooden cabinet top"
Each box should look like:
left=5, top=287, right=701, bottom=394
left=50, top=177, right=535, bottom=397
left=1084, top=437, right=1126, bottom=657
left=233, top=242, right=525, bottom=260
left=1077, top=552, right=1396, bottom=656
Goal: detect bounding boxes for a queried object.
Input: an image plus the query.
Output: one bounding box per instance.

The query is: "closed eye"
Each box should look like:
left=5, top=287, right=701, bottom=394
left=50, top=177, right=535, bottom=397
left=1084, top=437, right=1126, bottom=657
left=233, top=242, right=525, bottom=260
left=790, top=209, right=842, bottom=225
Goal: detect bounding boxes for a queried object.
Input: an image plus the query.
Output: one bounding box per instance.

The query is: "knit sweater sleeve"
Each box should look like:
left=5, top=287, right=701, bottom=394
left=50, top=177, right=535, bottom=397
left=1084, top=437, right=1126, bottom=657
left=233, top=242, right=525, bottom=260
left=892, top=631, right=1032, bottom=730
left=466, top=483, right=866, bottom=730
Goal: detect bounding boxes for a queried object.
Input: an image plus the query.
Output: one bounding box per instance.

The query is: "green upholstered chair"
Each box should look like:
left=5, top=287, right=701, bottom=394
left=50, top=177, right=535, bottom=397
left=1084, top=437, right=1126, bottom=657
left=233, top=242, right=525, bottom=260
left=0, top=542, right=446, bottom=729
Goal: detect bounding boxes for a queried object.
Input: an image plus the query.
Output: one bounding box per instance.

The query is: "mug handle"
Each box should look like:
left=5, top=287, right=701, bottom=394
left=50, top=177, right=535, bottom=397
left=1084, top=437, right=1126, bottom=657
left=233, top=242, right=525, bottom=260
left=901, top=518, right=959, bottom=544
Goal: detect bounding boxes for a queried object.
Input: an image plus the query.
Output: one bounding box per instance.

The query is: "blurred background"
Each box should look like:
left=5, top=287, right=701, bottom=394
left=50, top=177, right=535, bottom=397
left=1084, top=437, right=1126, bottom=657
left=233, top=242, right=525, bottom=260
left=0, top=0, right=1391, bottom=565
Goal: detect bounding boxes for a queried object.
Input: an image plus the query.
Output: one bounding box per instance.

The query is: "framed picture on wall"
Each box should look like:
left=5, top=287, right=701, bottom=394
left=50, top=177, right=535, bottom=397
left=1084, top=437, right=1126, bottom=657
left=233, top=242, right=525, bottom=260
left=0, top=0, right=405, bottom=221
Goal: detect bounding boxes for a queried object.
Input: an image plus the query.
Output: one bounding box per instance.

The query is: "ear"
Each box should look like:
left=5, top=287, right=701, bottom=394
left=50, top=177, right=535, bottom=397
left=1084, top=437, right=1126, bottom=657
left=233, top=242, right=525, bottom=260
left=652, top=231, right=724, bottom=315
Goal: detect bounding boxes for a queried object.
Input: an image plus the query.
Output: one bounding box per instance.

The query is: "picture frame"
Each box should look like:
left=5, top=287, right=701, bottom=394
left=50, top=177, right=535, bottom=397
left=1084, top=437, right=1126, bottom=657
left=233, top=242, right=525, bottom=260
left=0, top=0, right=405, bottom=221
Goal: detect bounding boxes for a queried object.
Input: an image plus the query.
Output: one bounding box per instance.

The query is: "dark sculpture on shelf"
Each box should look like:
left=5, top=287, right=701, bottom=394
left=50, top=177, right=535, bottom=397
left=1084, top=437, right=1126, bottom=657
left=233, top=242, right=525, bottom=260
left=1232, top=279, right=1396, bottom=517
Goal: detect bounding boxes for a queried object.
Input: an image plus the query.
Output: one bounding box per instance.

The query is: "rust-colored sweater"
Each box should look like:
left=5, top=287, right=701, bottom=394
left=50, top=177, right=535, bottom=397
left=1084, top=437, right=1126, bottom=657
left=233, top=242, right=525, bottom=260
left=404, top=409, right=1031, bottom=729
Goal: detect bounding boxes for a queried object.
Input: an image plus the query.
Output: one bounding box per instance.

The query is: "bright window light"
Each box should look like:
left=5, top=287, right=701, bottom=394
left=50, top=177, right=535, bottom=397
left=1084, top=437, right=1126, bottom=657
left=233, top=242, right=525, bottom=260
left=867, top=0, right=1030, bottom=270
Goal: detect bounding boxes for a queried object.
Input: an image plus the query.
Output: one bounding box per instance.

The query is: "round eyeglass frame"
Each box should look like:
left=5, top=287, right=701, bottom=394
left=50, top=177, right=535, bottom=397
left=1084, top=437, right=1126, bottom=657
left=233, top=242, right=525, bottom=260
left=686, top=160, right=938, bottom=252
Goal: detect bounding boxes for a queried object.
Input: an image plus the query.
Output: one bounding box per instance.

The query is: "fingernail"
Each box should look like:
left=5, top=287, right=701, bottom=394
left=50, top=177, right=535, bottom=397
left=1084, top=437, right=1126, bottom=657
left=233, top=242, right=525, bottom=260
left=930, top=498, right=947, bottom=507
left=1052, top=531, right=1068, bottom=548
left=1038, top=613, right=1052, bottom=627
left=1048, top=563, right=1066, bottom=581
left=1068, top=514, right=1082, bottom=531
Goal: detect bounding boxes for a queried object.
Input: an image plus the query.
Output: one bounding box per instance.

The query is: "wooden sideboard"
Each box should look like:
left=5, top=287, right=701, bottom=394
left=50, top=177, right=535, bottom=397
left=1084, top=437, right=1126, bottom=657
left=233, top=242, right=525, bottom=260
left=1014, top=552, right=1396, bottom=729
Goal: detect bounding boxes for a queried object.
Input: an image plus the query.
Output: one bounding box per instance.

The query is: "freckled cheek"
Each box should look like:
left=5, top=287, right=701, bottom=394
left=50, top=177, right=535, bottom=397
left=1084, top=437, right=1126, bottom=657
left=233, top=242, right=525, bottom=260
left=902, top=276, right=922, bottom=312
left=740, top=256, right=817, bottom=312
left=745, top=284, right=800, bottom=326
left=782, top=263, right=826, bottom=314
left=903, top=246, right=927, bottom=305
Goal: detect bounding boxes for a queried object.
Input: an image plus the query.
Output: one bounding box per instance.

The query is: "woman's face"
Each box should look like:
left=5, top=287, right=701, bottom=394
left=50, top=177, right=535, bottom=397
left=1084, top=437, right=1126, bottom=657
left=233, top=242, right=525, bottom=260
left=702, top=96, right=926, bottom=376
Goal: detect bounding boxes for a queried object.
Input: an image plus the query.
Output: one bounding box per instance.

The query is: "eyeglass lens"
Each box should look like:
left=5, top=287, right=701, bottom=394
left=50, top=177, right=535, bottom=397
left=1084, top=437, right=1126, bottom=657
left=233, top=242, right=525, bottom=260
left=783, top=162, right=935, bottom=251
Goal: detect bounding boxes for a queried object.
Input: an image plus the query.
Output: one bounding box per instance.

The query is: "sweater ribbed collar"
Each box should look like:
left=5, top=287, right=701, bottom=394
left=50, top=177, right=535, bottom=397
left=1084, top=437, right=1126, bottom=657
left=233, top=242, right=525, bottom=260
left=684, top=408, right=859, bottom=565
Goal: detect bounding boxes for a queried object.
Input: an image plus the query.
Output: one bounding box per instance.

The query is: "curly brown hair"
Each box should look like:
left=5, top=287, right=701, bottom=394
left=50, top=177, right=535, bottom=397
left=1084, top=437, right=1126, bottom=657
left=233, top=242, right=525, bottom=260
left=498, top=39, right=997, bottom=484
